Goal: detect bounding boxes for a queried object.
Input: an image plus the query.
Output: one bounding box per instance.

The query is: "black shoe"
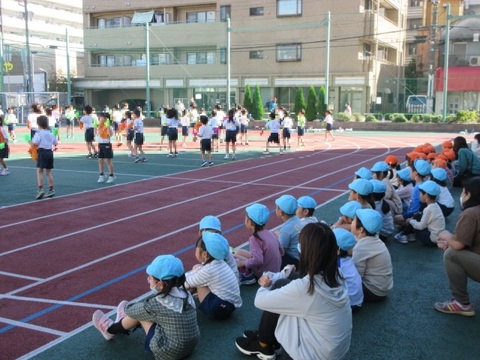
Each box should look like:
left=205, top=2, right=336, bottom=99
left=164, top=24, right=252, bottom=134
left=243, top=330, right=258, bottom=341
left=235, top=337, right=276, bottom=359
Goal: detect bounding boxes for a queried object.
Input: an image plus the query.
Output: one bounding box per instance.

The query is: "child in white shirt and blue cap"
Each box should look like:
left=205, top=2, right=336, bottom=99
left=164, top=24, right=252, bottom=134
left=296, top=196, right=319, bottom=224
left=332, top=200, right=363, bottom=231
left=275, top=194, right=303, bottom=268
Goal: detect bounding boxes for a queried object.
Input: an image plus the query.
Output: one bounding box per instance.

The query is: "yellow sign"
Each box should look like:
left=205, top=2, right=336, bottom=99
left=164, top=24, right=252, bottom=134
left=4, top=61, right=13, bottom=72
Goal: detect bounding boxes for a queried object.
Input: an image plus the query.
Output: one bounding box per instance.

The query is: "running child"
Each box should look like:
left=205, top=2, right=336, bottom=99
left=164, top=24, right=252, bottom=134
left=0, top=116, right=10, bottom=175
left=92, top=255, right=200, bottom=359
left=223, top=108, right=239, bottom=160
left=133, top=109, right=147, bottom=163
left=297, top=108, right=306, bottom=146
left=30, top=115, right=58, bottom=199
left=198, top=115, right=213, bottom=167
left=180, top=109, right=190, bottom=147
left=281, top=110, right=293, bottom=150
left=166, top=108, right=179, bottom=158
left=263, top=112, right=282, bottom=155
left=5, top=107, right=18, bottom=143
left=96, top=113, right=116, bottom=184
left=79, top=105, right=98, bottom=158
left=209, top=110, right=220, bottom=151
left=185, top=232, right=242, bottom=320
left=64, top=105, right=76, bottom=139
left=234, top=203, right=284, bottom=285
left=324, top=110, right=335, bottom=142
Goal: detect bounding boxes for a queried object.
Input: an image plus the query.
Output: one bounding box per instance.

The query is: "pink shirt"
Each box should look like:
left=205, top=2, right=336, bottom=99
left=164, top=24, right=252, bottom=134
left=245, top=230, right=284, bottom=278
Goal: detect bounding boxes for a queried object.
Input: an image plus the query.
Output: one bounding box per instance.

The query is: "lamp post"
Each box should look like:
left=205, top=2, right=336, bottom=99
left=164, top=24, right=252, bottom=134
left=21, top=0, right=34, bottom=102
left=427, top=0, right=439, bottom=114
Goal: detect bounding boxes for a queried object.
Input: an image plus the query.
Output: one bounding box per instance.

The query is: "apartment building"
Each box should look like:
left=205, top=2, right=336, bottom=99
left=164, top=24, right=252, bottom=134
left=0, top=0, right=83, bottom=93
left=79, top=0, right=408, bottom=115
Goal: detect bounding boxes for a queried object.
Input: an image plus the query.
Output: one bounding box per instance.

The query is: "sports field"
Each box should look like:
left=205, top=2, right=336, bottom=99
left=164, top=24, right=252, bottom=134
left=0, top=127, right=479, bottom=360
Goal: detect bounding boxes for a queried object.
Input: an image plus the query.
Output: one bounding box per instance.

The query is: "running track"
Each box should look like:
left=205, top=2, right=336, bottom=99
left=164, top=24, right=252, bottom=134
left=0, top=133, right=453, bottom=359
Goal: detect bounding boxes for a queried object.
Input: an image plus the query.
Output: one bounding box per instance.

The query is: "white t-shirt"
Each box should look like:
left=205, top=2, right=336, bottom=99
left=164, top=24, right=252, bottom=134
left=28, top=113, right=40, bottom=130
left=133, top=118, right=144, bottom=133
left=198, top=124, right=213, bottom=139
left=80, top=115, right=95, bottom=129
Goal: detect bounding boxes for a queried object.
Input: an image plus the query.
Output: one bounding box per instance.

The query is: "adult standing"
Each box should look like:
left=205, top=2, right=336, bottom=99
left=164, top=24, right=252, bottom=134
left=435, top=176, right=480, bottom=316
left=452, top=136, right=480, bottom=186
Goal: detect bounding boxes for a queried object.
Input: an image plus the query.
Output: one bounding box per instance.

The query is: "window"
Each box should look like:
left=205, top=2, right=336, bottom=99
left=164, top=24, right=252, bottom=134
left=250, top=7, right=264, bottom=16
left=187, top=11, right=206, bottom=23
left=407, top=43, right=417, bottom=56
left=220, top=48, right=227, bottom=64
left=187, top=52, right=216, bottom=64
left=220, top=5, right=231, bottom=21
left=277, top=0, right=302, bottom=17
left=276, top=44, right=301, bottom=62
left=249, top=50, right=264, bottom=59
left=410, top=0, right=423, bottom=6
left=107, top=17, right=122, bottom=28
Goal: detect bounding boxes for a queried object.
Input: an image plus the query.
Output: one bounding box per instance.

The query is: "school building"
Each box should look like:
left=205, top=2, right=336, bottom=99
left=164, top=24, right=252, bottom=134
left=78, top=0, right=409, bottom=115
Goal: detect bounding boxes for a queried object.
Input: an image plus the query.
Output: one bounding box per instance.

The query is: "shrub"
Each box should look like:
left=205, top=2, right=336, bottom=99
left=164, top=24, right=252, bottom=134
left=391, top=113, right=408, bottom=122
left=411, top=114, right=422, bottom=123
left=431, top=115, right=442, bottom=123
left=251, top=85, right=264, bottom=120
left=372, top=113, right=383, bottom=121
left=318, top=86, right=327, bottom=115
left=455, top=110, right=478, bottom=123
left=353, top=113, right=365, bottom=122
left=422, top=114, right=432, bottom=123
left=294, top=88, right=306, bottom=115
left=305, top=86, right=318, bottom=121
left=365, top=115, right=378, bottom=122
left=243, top=85, right=253, bottom=114
left=334, top=112, right=351, bottom=122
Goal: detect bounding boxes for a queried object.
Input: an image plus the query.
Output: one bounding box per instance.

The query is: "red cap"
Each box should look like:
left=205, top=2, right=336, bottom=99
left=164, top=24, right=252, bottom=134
left=433, top=158, right=447, bottom=169
left=442, top=140, right=453, bottom=149
left=385, top=155, right=399, bottom=165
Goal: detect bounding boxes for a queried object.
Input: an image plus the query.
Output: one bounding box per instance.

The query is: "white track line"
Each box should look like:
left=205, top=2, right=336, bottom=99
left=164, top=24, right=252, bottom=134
left=0, top=295, right=115, bottom=310
left=0, top=271, right=44, bottom=281
left=0, top=317, right=67, bottom=336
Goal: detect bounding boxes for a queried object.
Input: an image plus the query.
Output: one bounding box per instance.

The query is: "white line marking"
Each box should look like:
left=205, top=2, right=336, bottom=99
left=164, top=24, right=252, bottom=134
left=0, top=295, right=115, bottom=310
left=0, top=316, right=67, bottom=336
left=0, top=271, right=44, bottom=281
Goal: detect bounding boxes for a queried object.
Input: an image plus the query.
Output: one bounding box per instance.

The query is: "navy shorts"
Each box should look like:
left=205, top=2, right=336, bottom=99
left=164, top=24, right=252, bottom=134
left=268, top=133, right=280, bottom=144
left=113, top=122, right=119, bottom=132
left=225, top=130, right=237, bottom=143
left=135, top=132, right=144, bottom=145
left=126, top=129, right=134, bottom=141
left=66, top=119, right=73, bottom=126
left=326, top=123, right=333, bottom=131
left=85, top=128, right=95, bottom=142
left=182, top=126, right=189, bottom=136
left=7, top=124, right=15, bottom=132
left=240, top=124, right=248, bottom=134
left=201, top=138, right=212, bottom=152
left=297, top=127, right=304, bottom=136
left=30, top=129, right=38, bottom=139
left=161, top=125, right=168, bottom=136
left=98, top=143, right=113, bottom=159
left=144, top=323, right=157, bottom=353
left=198, top=292, right=235, bottom=320
left=282, top=128, right=291, bottom=139
left=168, top=128, right=178, bottom=141
left=37, top=148, right=54, bottom=169
left=0, top=144, right=9, bottom=159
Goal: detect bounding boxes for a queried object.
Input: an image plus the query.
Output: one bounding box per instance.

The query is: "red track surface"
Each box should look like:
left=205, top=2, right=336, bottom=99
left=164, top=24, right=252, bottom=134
left=0, top=132, right=455, bottom=359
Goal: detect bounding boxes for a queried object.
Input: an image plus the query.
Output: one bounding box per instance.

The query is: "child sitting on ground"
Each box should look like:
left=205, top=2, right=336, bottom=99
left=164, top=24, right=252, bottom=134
left=348, top=178, right=375, bottom=209
left=333, top=228, right=363, bottom=311
left=234, top=203, right=284, bottom=285
left=395, top=168, right=413, bottom=213
left=296, top=196, right=319, bottom=224
left=185, top=232, right=242, bottom=320
left=92, top=255, right=200, bottom=359
left=275, top=194, right=303, bottom=268
left=430, top=168, right=455, bottom=218
left=385, top=154, right=400, bottom=189
left=371, top=161, right=403, bottom=215
left=354, top=167, right=373, bottom=180
left=370, top=179, right=395, bottom=242
left=198, top=215, right=239, bottom=282
left=352, top=209, right=393, bottom=302
left=406, top=180, right=445, bottom=247
left=331, top=200, right=363, bottom=232
left=432, top=157, right=453, bottom=190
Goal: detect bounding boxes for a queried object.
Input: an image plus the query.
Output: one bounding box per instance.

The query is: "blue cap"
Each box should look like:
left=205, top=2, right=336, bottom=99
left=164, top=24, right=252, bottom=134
left=371, top=161, right=389, bottom=172
left=356, top=209, right=382, bottom=234
left=297, top=196, right=317, bottom=209
left=146, top=255, right=184, bottom=280
left=354, top=167, right=373, bottom=180
left=333, top=228, right=356, bottom=251
left=202, top=232, right=230, bottom=260
left=349, top=179, right=374, bottom=196
left=397, top=168, right=411, bottom=182
left=431, top=168, right=447, bottom=182
left=414, top=159, right=431, bottom=176
left=340, top=201, right=363, bottom=219
left=199, top=215, right=221, bottom=232
left=246, top=203, right=270, bottom=226
left=275, top=195, right=298, bottom=215
left=419, top=180, right=441, bottom=196
left=370, top=179, right=387, bottom=193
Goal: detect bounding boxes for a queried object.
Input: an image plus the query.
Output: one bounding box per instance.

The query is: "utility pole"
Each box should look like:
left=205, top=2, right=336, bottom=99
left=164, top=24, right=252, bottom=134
left=427, top=0, right=439, bottom=114
left=23, top=0, right=33, bottom=102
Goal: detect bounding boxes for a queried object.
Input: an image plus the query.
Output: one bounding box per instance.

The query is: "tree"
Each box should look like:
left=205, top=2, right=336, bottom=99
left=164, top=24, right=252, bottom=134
left=252, top=85, right=264, bottom=120
left=243, top=85, right=253, bottom=115
left=318, top=86, right=327, bottom=117
left=293, top=87, right=306, bottom=114
left=305, top=86, right=318, bottom=121
left=405, top=58, right=419, bottom=96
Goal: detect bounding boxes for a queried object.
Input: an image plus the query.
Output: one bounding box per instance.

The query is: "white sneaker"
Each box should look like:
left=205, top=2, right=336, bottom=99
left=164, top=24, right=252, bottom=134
left=224, top=154, right=229, bottom=159
left=394, top=234, right=408, bottom=244
left=115, top=300, right=128, bottom=323
left=232, top=154, right=236, bottom=160
left=0, top=169, right=9, bottom=176
left=106, top=175, right=116, bottom=184
left=97, top=175, right=106, bottom=183
left=92, top=310, right=114, bottom=340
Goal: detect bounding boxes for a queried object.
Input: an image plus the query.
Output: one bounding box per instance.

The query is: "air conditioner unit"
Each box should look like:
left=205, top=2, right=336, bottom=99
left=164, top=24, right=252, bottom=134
left=469, top=56, right=480, bottom=66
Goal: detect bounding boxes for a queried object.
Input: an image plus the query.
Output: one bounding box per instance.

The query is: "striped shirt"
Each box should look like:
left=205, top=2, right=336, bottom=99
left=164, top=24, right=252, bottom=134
left=185, top=260, right=242, bottom=308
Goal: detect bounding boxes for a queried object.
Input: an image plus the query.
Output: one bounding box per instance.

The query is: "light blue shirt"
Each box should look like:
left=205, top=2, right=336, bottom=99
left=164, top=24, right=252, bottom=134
left=278, top=216, right=303, bottom=260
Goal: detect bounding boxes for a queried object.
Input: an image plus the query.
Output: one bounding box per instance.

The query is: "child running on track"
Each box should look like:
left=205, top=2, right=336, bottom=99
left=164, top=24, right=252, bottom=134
left=133, top=109, right=147, bottom=163
left=30, top=115, right=57, bottom=199
left=96, top=113, right=116, bottom=184
left=324, top=110, right=335, bottom=142
left=92, top=255, right=200, bottom=359
left=64, top=105, right=76, bottom=139
left=166, top=108, right=179, bottom=158
left=223, top=109, right=239, bottom=160
left=198, top=115, right=213, bottom=167
left=263, top=112, right=282, bottom=155
left=180, top=109, right=190, bottom=147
